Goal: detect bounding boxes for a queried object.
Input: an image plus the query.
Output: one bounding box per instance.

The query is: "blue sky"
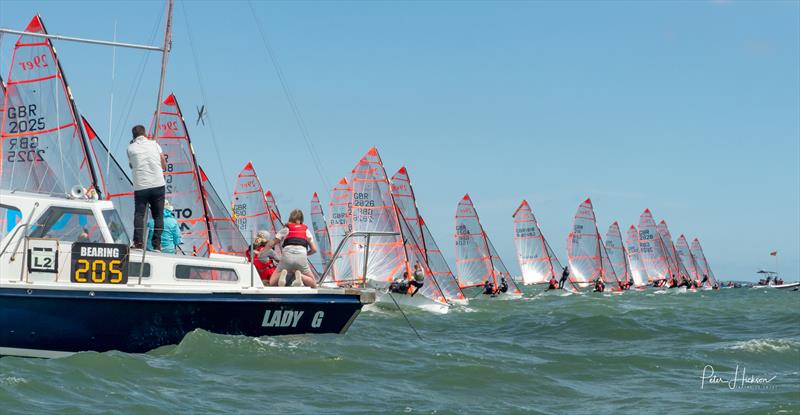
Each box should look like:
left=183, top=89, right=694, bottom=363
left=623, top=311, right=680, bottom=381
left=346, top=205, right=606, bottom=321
left=1, top=1, right=798, bottom=281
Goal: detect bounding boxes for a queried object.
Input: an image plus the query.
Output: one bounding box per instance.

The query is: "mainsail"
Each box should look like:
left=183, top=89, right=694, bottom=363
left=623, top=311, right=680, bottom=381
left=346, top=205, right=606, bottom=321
left=390, top=166, right=465, bottom=303
left=657, top=220, right=690, bottom=280
left=625, top=225, right=650, bottom=287
left=326, top=177, right=353, bottom=285
left=390, top=167, right=425, bottom=251
left=676, top=234, right=701, bottom=283
left=310, top=192, right=333, bottom=269
left=199, top=166, right=248, bottom=255
left=604, top=222, right=631, bottom=285
left=232, top=161, right=275, bottom=242
left=455, top=194, right=522, bottom=295
left=420, top=217, right=467, bottom=302
left=691, top=238, right=718, bottom=287
left=264, top=190, right=284, bottom=231
left=349, top=147, right=447, bottom=305
left=1, top=16, right=99, bottom=196
left=512, top=200, right=563, bottom=285
left=566, top=198, right=619, bottom=290
left=638, top=209, right=672, bottom=283
left=152, top=93, right=246, bottom=256
left=82, top=117, right=135, bottom=236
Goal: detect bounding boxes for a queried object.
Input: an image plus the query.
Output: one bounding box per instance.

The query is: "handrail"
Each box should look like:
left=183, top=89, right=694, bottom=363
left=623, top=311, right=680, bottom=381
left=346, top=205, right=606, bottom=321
left=317, top=231, right=399, bottom=284
left=1, top=202, right=39, bottom=260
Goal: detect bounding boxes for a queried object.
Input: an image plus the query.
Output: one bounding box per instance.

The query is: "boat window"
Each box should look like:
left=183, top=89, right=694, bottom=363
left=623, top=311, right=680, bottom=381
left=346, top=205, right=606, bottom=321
left=175, top=265, right=238, bottom=282
left=0, top=204, right=23, bottom=242
left=27, top=207, right=102, bottom=243
left=128, top=262, right=151, bottom=278
left=102, top=209, right=130, bottom=245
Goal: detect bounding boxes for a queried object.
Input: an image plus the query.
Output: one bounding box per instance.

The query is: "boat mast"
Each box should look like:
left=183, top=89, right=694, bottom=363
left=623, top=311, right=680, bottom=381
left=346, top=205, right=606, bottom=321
left=152, top=0, right=174, bottom=142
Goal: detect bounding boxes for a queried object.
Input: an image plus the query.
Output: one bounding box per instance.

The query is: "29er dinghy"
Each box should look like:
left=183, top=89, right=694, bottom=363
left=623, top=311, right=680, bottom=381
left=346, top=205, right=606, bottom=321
left=391, top=167, right=466, bottom=304
left=455, top=194, right=522, bottom=298
left=512, top=200, right=563, bottom=286
left=0, top=13, right=373, bottom=358
left=566, top=199, right=621, bottom=292
left=323, top=148, right=449, bottom=313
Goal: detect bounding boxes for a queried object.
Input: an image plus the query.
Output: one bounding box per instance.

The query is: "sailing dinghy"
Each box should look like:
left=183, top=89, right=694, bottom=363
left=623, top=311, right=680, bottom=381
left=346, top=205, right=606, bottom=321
left=605, top=221, right=632, bottom=287
left=657, top=220, right=692, bottom=285
left=675, top=234, right=703, bottom=286
left=310, top=192, right=333, bottom=270
left=625, top=225, right=650, bottom=289
left=152, top=93, right=248, bottom=256
left=512, top=200, right=563, bottom=286
left=638, top=209, right=672, bottom=286
left=345, top=148, right=449, bottom=313
left=455, top=194, right=522, bottom=298
left=391, top=167, right=466, bottom=304
left=566, top=199, right=621, bottom=292
left=690, top=238, right=719, bottom=289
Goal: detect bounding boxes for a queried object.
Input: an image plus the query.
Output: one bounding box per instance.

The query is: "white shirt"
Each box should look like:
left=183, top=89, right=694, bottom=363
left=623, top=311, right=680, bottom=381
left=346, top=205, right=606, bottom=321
left=127, top=136, right=166, bottom=191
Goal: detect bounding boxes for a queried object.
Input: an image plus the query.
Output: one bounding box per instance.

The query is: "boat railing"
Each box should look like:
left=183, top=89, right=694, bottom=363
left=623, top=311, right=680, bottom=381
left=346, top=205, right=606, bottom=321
left=317, top=231, right=400, bottom=285
left=0, top=202, right=39, bottom=261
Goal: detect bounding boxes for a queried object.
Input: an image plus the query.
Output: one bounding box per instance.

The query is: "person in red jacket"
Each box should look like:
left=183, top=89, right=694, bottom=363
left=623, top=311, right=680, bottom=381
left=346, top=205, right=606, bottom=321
left=247, top=230, right=279, bottom=284
left=263, top=209, right=318, bottom=288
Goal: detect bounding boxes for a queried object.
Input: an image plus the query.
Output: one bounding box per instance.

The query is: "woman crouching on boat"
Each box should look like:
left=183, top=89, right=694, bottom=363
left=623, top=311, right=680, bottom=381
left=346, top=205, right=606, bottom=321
left=262, top=209, right=318, bottom=288
left=247, top=230, right=279, bottom=285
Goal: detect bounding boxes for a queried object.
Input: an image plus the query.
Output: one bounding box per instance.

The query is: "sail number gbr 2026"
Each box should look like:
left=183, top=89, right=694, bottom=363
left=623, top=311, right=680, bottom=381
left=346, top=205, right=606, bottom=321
left=70, top=242, right=129, bottom=284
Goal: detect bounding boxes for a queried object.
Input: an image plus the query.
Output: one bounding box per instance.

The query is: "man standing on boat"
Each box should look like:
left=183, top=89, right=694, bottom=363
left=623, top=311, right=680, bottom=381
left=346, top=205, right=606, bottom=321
left=127, top=125, right=167, bottom=251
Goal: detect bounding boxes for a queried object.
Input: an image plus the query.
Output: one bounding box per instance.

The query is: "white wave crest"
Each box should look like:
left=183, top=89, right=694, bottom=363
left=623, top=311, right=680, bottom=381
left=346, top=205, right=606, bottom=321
left=728, top=338, right=799, bottom=353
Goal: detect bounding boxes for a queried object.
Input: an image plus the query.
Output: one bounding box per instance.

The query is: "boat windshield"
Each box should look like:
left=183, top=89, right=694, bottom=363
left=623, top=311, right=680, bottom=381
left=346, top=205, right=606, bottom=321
left=102, top=209, right=130, bottom=245
left=28, top=207, right=102, bottom=243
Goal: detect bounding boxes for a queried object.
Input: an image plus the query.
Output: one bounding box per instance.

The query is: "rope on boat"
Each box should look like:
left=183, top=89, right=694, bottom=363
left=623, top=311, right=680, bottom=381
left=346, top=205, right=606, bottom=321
left=384, top=291, right=423, bottom=341
left=180, top=2, right=233, bottom=199
left=246, top=0, right=330, bottom=191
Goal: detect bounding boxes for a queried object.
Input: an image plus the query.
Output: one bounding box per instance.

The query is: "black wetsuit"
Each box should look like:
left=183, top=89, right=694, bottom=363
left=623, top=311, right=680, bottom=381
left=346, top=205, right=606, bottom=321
left=593, top=282, right=605, bottom=293
left=483, top=282, right=495, bottom=295
left=409, top=280, right=424, bottom=296
left=499, top=279, right=509, bottom=293
left=559, top=268, right=569, bottom=289
left=389, top=280, right=410, bottom=294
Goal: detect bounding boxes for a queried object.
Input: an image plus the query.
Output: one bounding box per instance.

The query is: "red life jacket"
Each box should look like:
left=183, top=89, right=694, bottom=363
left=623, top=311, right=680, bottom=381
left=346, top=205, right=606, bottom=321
left=248, top=247, right=277, bottom=281
left=283, top=223, right=309, bottom=248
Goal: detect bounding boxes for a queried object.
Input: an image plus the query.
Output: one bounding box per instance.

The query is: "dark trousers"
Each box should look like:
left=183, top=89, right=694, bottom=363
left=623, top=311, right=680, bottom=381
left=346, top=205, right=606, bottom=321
left=133, top=185, right=165, bottom=249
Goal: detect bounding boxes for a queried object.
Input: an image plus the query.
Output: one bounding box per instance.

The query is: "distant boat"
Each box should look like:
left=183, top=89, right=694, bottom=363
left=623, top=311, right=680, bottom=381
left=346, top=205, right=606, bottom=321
left=638, top=209, right=671, bottom=285
left=310, top=192, right=333, bottom=270
left=455, top=194, right=522, bottom=298
left=605, top=221, right=632, bottom=287
left=512, top=200, right=563, bottom=285
left=625, top=225, right=650, bottom=288
left=690, top=238, right=718, bottom=289
left=232, top=161, right=279, bottom=243
left=657, top=220, right=692, bottom=283
left=566, top=199, right=620, bottom=292
left=325, top=178, right=354, bottom=286
left=676, top=234, right=703, bottom=285
left=264, top=190, right=284, bottom=232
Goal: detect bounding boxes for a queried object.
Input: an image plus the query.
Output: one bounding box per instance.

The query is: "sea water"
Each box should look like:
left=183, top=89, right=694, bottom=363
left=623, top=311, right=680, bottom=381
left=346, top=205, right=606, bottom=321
left=1, top=287, right=798, bottom=414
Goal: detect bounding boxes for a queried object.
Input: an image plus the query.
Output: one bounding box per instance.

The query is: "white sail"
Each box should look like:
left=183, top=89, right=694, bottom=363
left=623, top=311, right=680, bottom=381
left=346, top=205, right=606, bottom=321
left=604, top=222, right=630, bottom=285
left=512, top=200, right=563, bottom=285
left=625, top=225, right=649, bottom=287
left=676, top=234, right=701, bottom=283
left=691, top=238, right=717, bottom=288
left=567, top=198, right=618, bottom=290
left=657, top=220, right=690, bottom=281
left=637, top=209, right=671, bottom=282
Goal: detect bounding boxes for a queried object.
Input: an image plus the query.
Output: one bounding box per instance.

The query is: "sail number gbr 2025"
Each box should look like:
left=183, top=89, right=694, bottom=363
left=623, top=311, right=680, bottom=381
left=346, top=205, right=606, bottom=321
left=5, top=104, right=46, bottom=163
left=70, top=242, right=129, bottom=284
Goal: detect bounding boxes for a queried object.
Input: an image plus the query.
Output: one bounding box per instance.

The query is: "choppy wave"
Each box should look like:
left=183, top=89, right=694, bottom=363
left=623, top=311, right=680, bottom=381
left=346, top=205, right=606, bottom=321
left=0, top=286, right=798, bottom=414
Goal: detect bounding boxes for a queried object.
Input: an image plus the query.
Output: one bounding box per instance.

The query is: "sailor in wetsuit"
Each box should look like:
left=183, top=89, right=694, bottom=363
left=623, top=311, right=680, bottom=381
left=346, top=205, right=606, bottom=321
left=559, top=266, right=570, bottom=290
left=547, top=275, right=559, bottom=290
left=483, top=280, right=496, bottom=295
left=668, top=274, right=678, bottom=288
left=593, top=278, right=605, bottom=293
left=498, top=277, right=509, bottom=293
left=408, top=263, right=425, bottom=296
left=700, top=274, right=709, bottom=287
left=678, top=276, right=691, bottom=288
